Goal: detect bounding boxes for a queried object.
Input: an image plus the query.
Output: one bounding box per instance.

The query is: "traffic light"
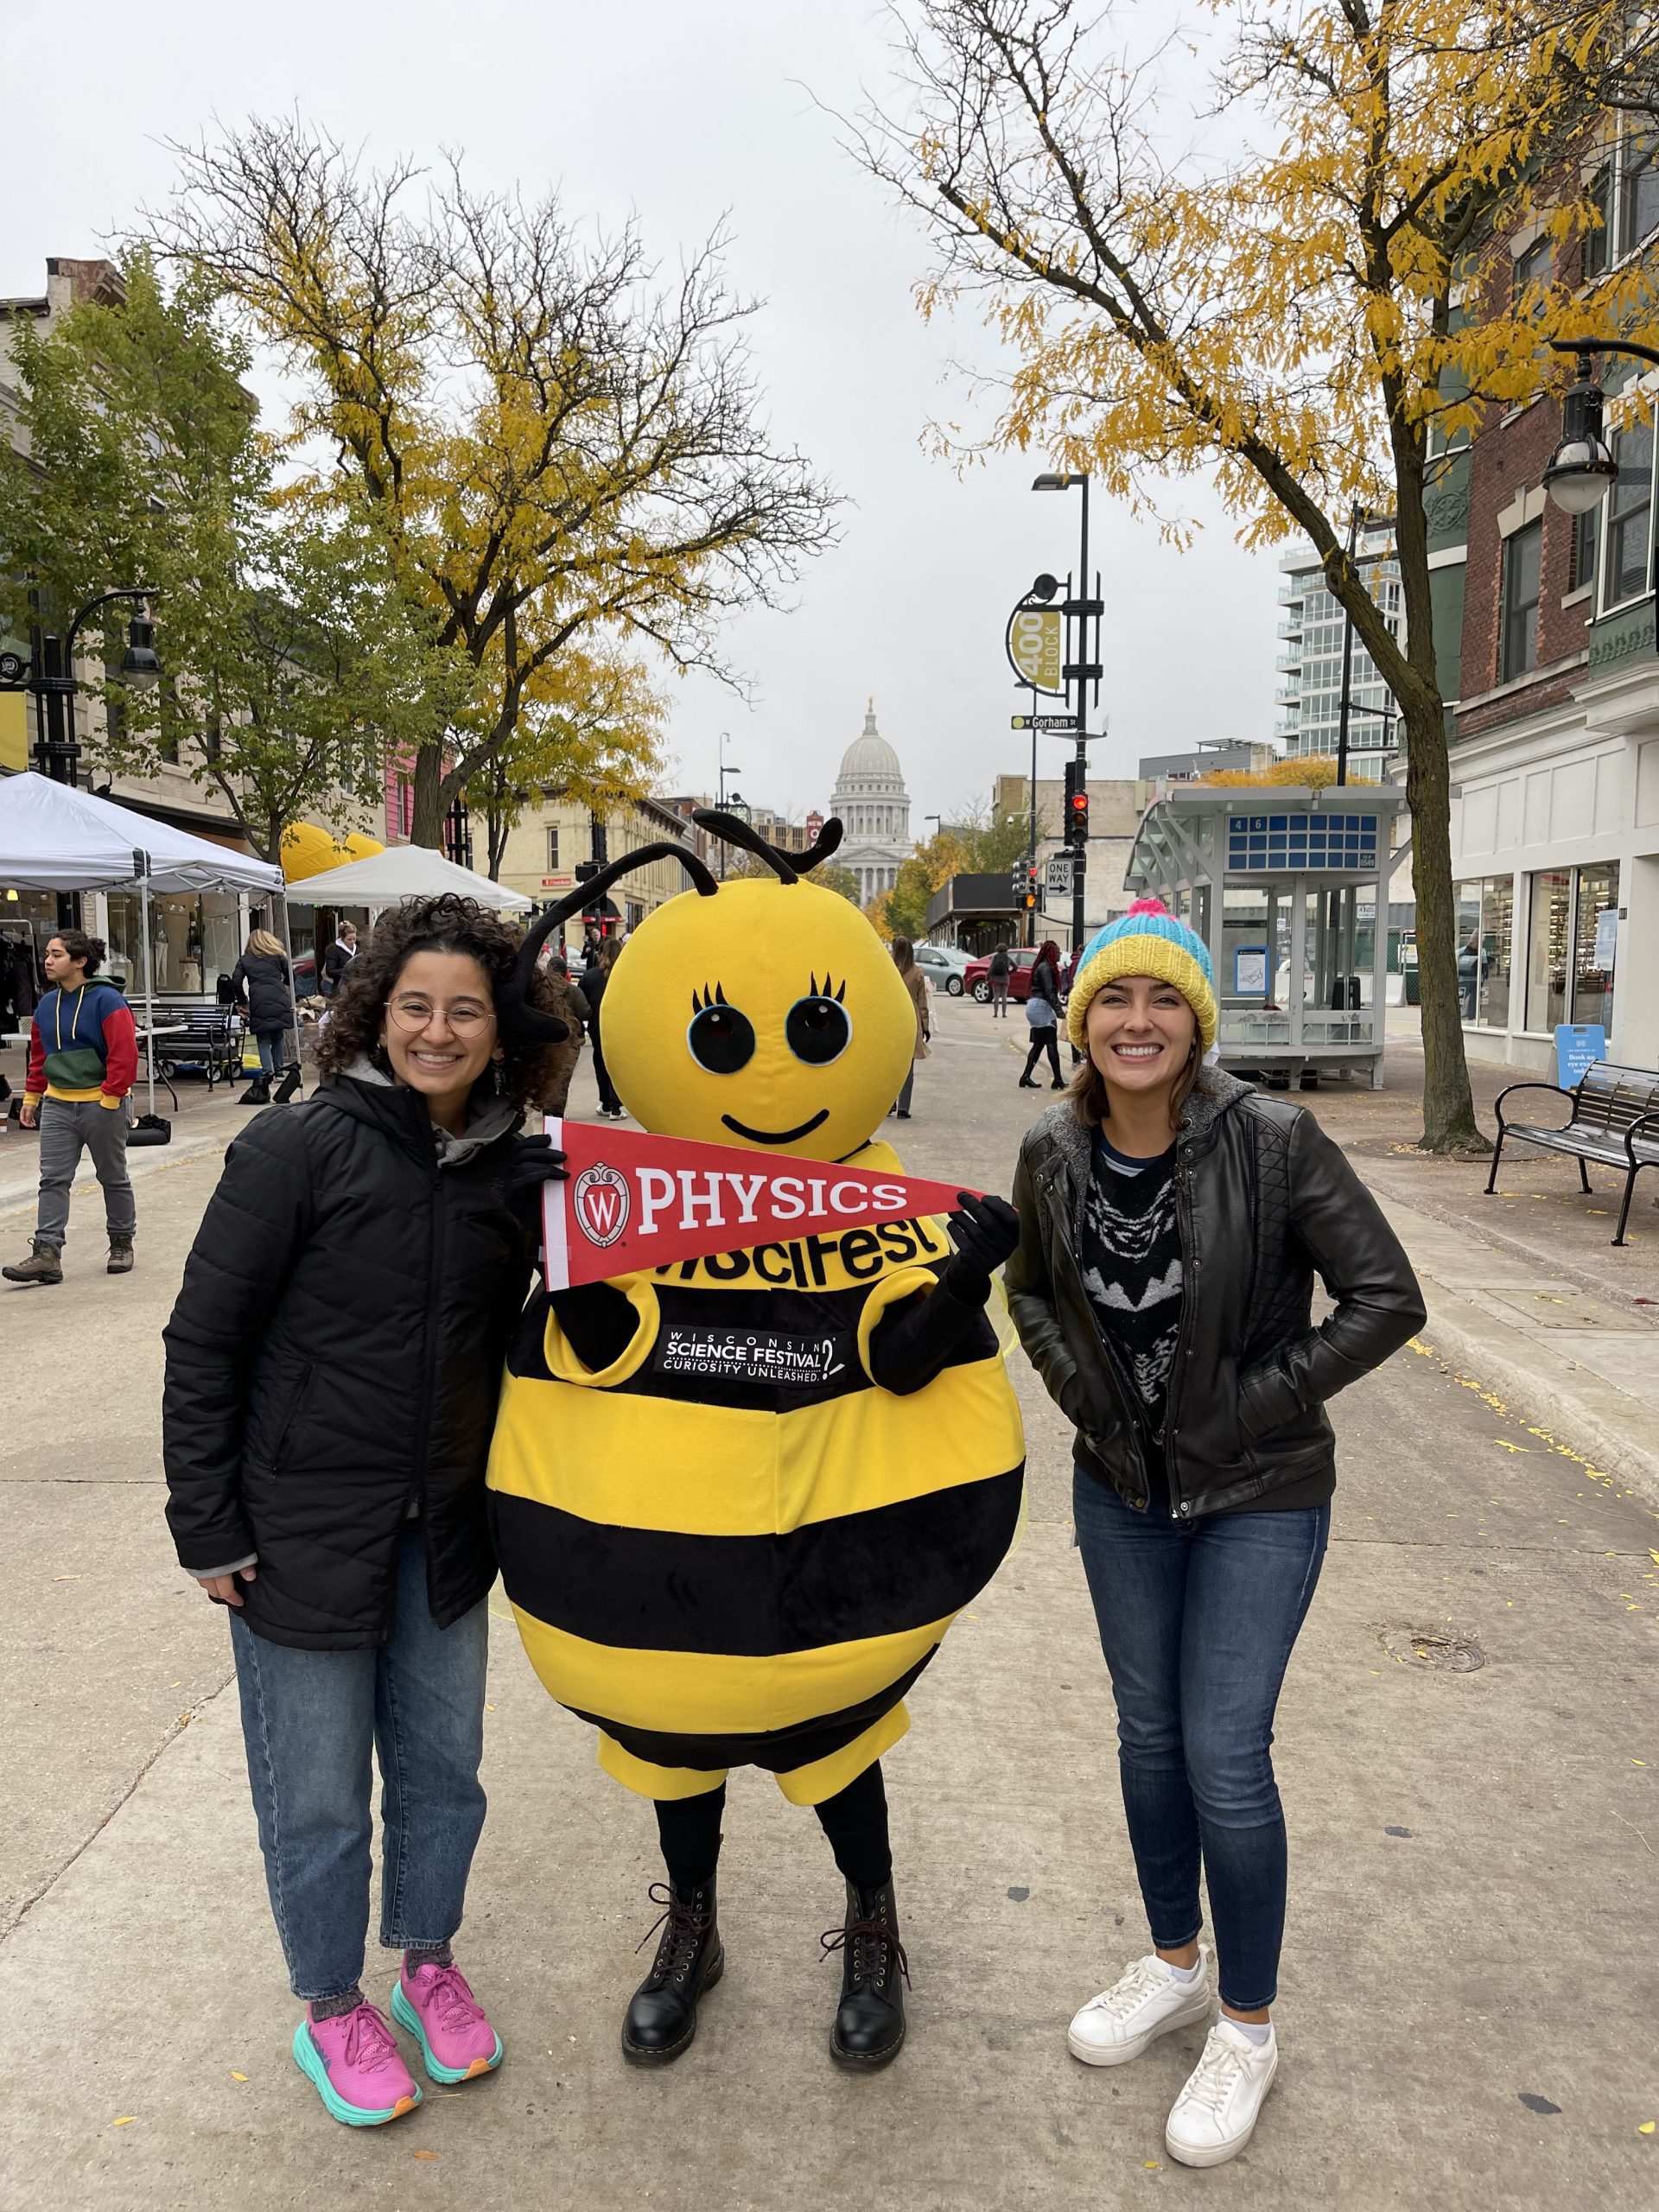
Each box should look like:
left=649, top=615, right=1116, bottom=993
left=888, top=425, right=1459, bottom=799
left=1065, top=759, right=1090, bottom=846
left=1022, top=886, right=1038, bottom=912
left=1010, top=860, right=1027, bottom=907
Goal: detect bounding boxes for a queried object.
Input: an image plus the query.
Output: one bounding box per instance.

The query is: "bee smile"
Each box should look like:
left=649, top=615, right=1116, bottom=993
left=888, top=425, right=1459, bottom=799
left=721, top=1109, right=830, bottom=1146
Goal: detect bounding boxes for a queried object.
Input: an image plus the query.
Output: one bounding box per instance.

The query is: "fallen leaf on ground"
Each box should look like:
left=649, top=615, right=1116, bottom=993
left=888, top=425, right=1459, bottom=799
left=1639, top=2120, right=1656, bottom=2134
left=413, top=2148, right=440, bottom=2159
left=230, top=2071, right=247, bottom=2082
left=112, top=2116, right=135, bottom=2126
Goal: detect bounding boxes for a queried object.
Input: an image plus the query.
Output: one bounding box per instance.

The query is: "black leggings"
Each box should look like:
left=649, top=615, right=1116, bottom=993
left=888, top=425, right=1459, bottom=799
left=654, top=1762, right=892, bottom=1894
left=1023, top=1025, right=1063, bottom=1084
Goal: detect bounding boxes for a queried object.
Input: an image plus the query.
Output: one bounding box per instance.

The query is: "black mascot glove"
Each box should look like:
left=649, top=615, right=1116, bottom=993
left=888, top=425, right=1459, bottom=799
left=505, top=1133, right=569, bottom=1242
left=946, top=1192, right=1020, bottom=1290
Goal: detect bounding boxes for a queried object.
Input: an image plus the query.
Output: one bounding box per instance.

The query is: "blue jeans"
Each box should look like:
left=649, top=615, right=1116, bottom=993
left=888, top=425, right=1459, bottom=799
left=230, top=1525, right=489, bottom=2003
left=1071, top=1466, right=1329, bottom=2011
left=254, top=1031, right=287, bottom=1075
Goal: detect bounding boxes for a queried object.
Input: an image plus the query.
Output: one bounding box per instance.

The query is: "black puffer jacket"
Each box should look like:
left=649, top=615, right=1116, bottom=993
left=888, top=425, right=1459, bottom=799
left=162, top=1076, right=531, bottom=1648
left=229, top=951, right=292, bottom=1034
left=1007, top=1069, right=1426, bottom=1517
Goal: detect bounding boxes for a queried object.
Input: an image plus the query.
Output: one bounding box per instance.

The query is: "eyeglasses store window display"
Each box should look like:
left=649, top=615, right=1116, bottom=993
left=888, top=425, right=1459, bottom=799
left=1453, top=876, right=1514, bottom=1027
left=1526, top=862, right=1619, bottom=1033
left=102, top=892, right=243, bottom=997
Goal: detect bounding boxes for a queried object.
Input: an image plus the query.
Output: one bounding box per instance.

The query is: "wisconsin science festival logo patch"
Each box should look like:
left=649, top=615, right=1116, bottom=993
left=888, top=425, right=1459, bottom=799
left=573, top=1162, right=630, bottom=1249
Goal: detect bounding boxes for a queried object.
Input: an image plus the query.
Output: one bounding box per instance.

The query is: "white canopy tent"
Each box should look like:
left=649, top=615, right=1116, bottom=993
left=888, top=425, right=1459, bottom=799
left=0, top=772, right=285, bottom=1115
left=283, top=842, right=531, bottom=913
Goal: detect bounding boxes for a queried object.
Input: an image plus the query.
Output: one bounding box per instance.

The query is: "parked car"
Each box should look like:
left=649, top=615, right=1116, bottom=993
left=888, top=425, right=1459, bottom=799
left=913, top=943, right=974, bottom=995
left=963, top=948, right=1039, bottom=1002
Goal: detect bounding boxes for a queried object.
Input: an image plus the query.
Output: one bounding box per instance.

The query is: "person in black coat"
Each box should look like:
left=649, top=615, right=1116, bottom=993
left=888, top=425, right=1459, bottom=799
left=582, top=934, right=624, bottom=1117
left=162, top=893, right=575, bottom=2128
left=229, top=929, right=296, bottom=1105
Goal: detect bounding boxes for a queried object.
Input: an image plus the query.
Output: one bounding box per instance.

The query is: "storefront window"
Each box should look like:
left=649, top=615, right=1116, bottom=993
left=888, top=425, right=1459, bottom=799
left=1454, top=875, right=1513, bottom=1027
left=103, top=893, right=243, bottom=996
left=1527, top=871, right=1571, bottom=1031
left=1571, top=861, right=1619, bottom=1027
left=1526, top=864, right=1618, bottom=1033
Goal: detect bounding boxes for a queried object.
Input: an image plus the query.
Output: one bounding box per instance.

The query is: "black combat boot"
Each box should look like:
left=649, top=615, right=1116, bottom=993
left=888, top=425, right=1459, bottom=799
left=271, top=1065, right=301, bottom=1103
left=620, top=1879, right=723, bottom=2065
left=824, top=1878, right=908, bottom=2069
left=107, top=1236, right=135, bottom=1274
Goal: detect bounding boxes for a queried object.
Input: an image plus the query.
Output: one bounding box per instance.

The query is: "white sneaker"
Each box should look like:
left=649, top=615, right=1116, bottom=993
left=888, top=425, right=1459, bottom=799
left=1164, top=2018, right=1279, bottom=2167
left=1066, top=1951, right=1212, bottom=2067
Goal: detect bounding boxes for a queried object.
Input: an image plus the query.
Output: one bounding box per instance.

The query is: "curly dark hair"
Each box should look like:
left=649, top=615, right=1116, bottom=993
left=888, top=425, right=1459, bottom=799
left=315, top=893, right=575, bottom=1113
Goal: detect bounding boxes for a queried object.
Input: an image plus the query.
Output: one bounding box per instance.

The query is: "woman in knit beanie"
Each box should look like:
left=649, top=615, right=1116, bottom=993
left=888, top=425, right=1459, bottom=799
left=1004, top=899, right=1425, bottom=2170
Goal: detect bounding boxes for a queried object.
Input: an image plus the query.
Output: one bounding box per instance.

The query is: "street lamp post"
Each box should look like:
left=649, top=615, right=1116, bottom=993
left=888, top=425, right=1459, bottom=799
left=0, top=588, right=160, bottom=925
left=1541, top=337, right=1639, bottom=629
left=715, top=732, right=745, bottom=880
left=0, top=588, right=160, bottom=786
left=1032, top=474, right=1100, bottom=955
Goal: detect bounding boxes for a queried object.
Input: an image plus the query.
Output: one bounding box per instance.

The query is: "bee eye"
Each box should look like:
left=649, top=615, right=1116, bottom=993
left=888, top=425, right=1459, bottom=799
left=785, top=995, right=851, bottom=1066
left=687, top=1001, right=756, bottom=1075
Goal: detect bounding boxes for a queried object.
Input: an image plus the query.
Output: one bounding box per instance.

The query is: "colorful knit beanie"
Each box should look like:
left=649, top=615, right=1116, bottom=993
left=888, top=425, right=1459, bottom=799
left=1065, top=898, right=1218, bottom=1053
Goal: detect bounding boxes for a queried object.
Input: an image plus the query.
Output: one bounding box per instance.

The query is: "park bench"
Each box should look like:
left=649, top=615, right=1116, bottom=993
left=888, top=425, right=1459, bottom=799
left=146, top=997, right=245, bottom=1096
left=1486, top=1061, right=1659, bottom=1247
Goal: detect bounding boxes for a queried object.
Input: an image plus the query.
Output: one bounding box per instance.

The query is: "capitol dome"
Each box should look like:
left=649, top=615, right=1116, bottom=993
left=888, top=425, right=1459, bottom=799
left=830, top=702, right=911, bottom=904
left=837, top=716, right=904, bottom=790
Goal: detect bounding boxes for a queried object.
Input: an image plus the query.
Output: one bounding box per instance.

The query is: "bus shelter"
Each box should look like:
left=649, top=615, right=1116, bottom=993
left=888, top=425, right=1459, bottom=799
left=1122, top=786, right=1410, bottom=1089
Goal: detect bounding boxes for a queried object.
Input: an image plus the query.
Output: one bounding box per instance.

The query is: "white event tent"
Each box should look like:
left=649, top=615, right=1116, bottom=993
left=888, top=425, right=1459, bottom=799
left=0, top=772, right=285, bottom=1115
left=285, top=842, right=531, bottom=913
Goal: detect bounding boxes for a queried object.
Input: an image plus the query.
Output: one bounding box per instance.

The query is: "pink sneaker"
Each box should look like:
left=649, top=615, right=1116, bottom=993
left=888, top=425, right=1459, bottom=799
left=391, top=1963, right=504, bottom=2083
left=291, top=2001, right=422, bottom=2126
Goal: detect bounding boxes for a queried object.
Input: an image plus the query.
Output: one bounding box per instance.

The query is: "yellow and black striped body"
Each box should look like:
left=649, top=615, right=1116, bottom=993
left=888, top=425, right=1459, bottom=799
left=487, top=1147, right=1025, bottom=1804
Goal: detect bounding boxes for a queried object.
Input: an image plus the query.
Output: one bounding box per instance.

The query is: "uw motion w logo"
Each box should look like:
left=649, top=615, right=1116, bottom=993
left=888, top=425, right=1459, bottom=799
left=573, top=1162, right=630, bottom=1249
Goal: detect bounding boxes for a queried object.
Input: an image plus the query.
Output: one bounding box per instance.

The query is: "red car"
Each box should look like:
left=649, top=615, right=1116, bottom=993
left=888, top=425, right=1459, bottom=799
left=963, top=948, right=1039, bottom=1003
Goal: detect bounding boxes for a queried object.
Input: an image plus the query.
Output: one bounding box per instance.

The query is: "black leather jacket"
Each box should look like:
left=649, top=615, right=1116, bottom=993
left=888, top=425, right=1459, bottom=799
left=1007, top=1070, right=1426, bottom=1518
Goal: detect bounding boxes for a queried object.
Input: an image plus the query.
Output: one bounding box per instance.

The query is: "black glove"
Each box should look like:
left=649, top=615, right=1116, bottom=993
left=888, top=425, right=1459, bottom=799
left=505, top=1133, right=569, bottom=1241
left=946, top=1191, right=1020, bottom=1281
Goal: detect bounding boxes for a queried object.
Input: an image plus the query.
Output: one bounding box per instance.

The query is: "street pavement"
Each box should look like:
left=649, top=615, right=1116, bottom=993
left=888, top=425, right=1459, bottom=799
left=2, top=995, right=1656, bottom=2210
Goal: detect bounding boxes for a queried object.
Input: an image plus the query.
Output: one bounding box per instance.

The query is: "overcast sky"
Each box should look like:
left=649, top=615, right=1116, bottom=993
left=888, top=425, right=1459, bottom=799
left=1, top=0, right=1278, bottom=827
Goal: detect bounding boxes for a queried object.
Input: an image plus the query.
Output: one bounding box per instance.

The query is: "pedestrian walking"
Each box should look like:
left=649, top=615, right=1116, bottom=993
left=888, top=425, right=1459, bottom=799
left=889, top=935, right=930, bottom=1119
left=321, top=920, right=358, bottom=998
left=1017, top=940, right=1065, bottom=1090
left=162, top=893, right=575, bottom=2129
left=583, top=935, right=624, bottom=1117
left=2, top=929, right=137, bottom=1287
left=988, top=940, right=1012, bottom=1017
left=230, top=928, right=299, bottom=1106
left=1004, top=898, right=1424, bottom=2169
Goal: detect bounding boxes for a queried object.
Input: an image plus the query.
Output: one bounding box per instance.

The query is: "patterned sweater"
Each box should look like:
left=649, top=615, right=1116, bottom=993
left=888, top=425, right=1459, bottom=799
left=1077, top=1134, right=1183, bottom=1435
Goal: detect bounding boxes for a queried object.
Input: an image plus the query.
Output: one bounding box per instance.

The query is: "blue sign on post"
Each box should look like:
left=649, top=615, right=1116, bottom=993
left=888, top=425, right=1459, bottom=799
left=1554, top=1024, right=1607, bottom=1089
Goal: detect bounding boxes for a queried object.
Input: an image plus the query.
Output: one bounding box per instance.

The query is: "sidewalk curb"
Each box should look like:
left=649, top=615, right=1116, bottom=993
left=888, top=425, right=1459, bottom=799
left=1412, top=1279, right=1659, bottom=1517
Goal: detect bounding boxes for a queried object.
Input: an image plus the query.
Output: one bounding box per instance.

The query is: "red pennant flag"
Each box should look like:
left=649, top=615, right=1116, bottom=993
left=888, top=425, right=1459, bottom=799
left=540, top=1116, right=982, bottom=1289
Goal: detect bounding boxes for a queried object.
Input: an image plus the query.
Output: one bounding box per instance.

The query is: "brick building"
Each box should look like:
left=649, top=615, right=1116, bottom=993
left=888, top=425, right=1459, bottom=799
left=1443, top=124, right=1659, bottom=1072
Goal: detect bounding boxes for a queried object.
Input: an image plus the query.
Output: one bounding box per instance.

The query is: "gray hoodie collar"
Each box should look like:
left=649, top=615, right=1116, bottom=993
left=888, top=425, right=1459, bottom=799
left=1032, top=1064, right=1251, bottom=1185
left=343, top=1053, right=519, bottom=1166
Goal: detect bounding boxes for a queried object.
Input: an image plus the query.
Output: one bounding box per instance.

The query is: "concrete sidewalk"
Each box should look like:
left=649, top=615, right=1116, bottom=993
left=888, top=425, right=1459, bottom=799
left=3, top=1008, right=1656, bottom=2209
left=1281, top=1039, right=1659, bottom=1514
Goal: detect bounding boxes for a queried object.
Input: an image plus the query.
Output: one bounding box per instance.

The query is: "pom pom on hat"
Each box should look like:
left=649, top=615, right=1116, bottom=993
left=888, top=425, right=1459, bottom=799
left=1066, top=896, right=1218, bottom=1054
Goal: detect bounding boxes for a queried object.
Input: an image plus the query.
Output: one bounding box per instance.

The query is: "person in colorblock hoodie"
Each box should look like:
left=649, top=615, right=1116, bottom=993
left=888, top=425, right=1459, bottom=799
left=3, top=928, right=138, bottom=1287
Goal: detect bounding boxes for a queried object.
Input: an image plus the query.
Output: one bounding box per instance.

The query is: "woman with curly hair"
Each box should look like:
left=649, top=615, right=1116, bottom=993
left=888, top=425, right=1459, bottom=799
left=162, top=895, right=573, bottom=2128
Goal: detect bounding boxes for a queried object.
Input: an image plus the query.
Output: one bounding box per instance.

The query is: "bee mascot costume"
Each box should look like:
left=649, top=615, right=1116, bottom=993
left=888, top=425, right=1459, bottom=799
left=488, top=813, right=1024, bottom=2070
